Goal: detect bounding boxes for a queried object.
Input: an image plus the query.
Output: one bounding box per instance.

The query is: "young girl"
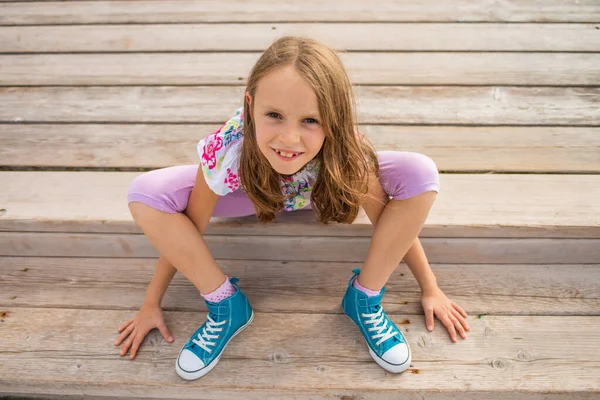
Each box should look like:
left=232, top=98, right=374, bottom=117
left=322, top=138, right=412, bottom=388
left=115, top=36, right=469, bottom=380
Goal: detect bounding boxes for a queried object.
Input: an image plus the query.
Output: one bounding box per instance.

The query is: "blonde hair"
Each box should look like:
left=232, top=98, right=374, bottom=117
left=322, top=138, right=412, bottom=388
left=239, top=36, right=380, bottom=224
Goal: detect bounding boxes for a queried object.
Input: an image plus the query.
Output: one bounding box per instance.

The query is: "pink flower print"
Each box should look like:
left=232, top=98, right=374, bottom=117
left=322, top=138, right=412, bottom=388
left=202, top=134, right=223, bottom=170
left=224, top=168, right=239, bottom=191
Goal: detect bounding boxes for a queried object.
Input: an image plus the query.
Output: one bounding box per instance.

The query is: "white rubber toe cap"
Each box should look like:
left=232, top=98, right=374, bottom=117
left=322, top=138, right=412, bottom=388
left=381, top=343, right=410, bottom=365
left=178, top=349, right=205, bottom=372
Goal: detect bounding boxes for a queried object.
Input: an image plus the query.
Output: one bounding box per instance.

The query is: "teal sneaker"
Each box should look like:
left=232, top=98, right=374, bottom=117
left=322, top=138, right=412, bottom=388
left=176, top=277, right=254, bottom=380
left=342, top=268, right=411, bottom=373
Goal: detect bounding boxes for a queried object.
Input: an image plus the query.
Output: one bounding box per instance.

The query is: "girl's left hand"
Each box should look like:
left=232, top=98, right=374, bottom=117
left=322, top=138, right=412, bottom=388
left=421, top=286, right=470, bottom=343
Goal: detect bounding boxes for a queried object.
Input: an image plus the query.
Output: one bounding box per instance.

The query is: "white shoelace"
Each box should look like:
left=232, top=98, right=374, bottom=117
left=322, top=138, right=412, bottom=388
left=192, top=315, right=227, bottom=353
left=361, top=307, right=398, bottom=347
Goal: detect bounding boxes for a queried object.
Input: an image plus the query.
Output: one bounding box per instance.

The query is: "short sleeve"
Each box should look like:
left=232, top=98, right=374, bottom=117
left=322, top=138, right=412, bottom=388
left=197, top=107, right=244, bottom=196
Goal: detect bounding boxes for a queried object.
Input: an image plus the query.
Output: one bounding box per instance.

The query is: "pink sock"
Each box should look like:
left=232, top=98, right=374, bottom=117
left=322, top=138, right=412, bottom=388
left=201, top=276, right=237, bottom=303
left=353, top=276, right=381, bottom=297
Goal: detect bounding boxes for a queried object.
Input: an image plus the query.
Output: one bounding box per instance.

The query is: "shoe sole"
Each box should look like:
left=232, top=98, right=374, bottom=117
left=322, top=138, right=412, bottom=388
left=175, top=310, right=255, bottom=380
left=343, top=310, right=412, bottom=374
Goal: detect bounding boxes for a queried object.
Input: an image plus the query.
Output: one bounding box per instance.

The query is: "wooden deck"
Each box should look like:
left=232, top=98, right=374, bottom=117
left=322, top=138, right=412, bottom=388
left=1, top=1, right=599, bottom=398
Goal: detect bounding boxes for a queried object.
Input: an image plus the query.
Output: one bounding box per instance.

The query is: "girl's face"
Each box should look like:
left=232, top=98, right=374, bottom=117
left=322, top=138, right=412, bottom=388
left=246, top=65, right=326, bottom=176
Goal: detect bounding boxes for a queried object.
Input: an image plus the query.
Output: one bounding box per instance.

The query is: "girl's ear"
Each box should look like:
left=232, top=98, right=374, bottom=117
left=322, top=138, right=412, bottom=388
left=245, top=92, right=252, bottom=108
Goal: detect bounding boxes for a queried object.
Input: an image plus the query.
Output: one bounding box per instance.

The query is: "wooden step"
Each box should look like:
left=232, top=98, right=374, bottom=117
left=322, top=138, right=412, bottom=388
left=1, top=308, right=599, bottom=398
left=2, top=257, right=599, bottom=315
left=2, top=171, right=599, bottom=239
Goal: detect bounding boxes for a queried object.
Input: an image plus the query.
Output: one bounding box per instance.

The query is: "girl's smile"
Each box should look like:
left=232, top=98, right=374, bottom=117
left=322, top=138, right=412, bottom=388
left=272, top=147, right=304, bottom=161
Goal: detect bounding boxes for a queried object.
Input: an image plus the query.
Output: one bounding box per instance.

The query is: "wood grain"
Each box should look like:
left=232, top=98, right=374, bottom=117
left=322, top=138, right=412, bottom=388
left=0, top=307, right=598, bottom=396
left=1, top=23, right=599, bottom=53
left=2, top=172, right=600, bottom=238
left=2, top=172, right=600, bottom=236
left=1, top=86, right=598, bottom=125
left=1, top=257, right=598, bottom=315
left=1, top=232, right=599, bottom=264
left=1, top=124, right=599, bottom=172
left=2, top=0, right=599, bottom=24
left=2, top=53, right=599, bottom=86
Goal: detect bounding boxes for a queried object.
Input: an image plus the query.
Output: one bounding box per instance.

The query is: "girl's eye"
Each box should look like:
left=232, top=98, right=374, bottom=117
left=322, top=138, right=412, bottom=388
left=266, top=112, right=318, bottom=124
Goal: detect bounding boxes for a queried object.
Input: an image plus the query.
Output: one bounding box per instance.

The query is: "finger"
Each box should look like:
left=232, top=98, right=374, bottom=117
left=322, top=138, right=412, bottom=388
left=441, top=316, right=457, bottom=343
left=450, top=312, right=467, bottom=339
left=157, top=323, right=174, bottom=343
left=452, top=308, right=470, bottom=331
left=115, top=322, right=135, bottom=345
left=130, top=336, right=143, bottom=360
left=452, top=302, right=468, bottom=319
left=120, top=332, right=135, bottom=356
left=118, top=318, right=134, bottom=333
left=129, top=326, right=150, bottom=359
left=425, top=308, right=435, bottom=331
left=114, top=323, right=135, bottom=346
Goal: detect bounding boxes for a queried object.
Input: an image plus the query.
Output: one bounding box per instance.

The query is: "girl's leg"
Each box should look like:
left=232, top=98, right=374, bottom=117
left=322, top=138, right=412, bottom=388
left=342, top=152, right=439, bottom=373
left=358, top=151, right=440, bottom=290
left=127, top=164, right=257, bottom=294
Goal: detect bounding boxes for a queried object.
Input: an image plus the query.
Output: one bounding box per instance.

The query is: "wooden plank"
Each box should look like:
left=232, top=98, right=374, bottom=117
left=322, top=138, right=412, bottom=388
left=1, top=0, right=599, bottom=24
left=1, top=86, right=598, bottom=125
left=1, top=124, right=599, bottom=173
left=2, top=53, right=600, bottom=86
left=1, top=232, right=599, bottom=264
left=1, top=308, right=599, bottom=397
left=2, top=172, right=599, bottom=239
left=3, top=210, right=598, bottom=239
left=3, top=387, right=593, bottom=400
left=1, top=23, right=599, bottom=53
left=1, top=257, right=598, bottom=315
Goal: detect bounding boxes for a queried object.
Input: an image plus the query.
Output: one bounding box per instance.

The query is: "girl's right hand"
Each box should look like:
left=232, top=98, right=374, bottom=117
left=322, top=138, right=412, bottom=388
left=114, top=303, right=174, bottom=359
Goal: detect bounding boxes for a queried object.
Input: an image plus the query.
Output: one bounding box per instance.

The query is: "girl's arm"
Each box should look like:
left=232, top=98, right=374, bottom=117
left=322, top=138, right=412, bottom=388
left=405, top=237, right=470, bottom=339
left=402, top=237, right=438, bottom=293
left=143, top=255, right=177, bottom=307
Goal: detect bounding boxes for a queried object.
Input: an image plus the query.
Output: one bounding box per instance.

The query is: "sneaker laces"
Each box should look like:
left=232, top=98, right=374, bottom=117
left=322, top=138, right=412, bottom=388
left=192, top=314, right=227, bottom=354
left=361, top=306, right=398, bottom=347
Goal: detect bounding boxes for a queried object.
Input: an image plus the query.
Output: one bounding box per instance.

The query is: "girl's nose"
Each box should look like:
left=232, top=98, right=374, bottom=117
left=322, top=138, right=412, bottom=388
left=280, top=127, right=301, bottom=143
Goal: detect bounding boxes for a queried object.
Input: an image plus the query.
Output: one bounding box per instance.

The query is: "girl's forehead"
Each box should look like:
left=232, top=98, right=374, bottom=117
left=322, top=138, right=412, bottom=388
left=254, top=68, right=320, bottom=116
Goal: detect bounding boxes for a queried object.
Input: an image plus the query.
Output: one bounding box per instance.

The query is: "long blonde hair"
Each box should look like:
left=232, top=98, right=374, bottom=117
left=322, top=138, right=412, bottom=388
left=239, top=36, right=380, bottom=224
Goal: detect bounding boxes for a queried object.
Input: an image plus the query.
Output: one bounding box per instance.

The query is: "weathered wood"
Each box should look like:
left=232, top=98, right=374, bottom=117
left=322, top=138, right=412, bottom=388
left=1, top=23, right=599, bottom=53
left=2, top=0, right=599, bottom=24
left=2, top=53, right=599, bottom=86
left=1, top=86, right=598, bottom=125
left=3, top=212, right=598, bottom=239
left=1, top=232, right=599, bottom=264
left=2, top=172, right=599, bottom=238
left=1, top=124, right=599, bottom=173
left=3, top=388, right=594, bottom=400
left=0, top=308, right=599, bottom=397
left=0, top=0, right=598, bottom=398
left=1, top=172, right=599, bottom=237
left=1, top=257, right=598, bottom=315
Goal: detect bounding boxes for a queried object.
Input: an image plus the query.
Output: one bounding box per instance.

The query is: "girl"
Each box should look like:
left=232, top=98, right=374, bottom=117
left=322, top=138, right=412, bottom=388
left=116, top=36, right=470, bottom=380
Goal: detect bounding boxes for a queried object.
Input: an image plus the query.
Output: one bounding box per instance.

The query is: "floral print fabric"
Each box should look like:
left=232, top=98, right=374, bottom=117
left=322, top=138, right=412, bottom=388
left=197, top=107, right=320, bottom=211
